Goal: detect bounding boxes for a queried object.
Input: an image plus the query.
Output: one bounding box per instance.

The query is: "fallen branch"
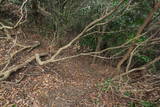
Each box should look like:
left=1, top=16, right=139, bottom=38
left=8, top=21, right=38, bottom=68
left=113, top=55, right=160, bottom=81
left=0, top=36, right=18, bottom=72
left=125, top=30, right=160, bottom=72
left=35, top=0, right=126, bottom=65
left=0, top=41, right=40, bottom=70
left=0, top=53, right=47, bottom=81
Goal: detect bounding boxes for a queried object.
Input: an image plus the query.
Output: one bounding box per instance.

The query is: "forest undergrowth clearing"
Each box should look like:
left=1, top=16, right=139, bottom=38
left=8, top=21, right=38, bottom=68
left=0, top=33, right=159, bottom=107
left=0, top=33, right=119, bottom=107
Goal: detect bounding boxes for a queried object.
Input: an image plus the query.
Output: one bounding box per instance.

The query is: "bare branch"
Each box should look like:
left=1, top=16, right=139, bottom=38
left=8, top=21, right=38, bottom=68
left=35, top=0, right=126, bottom=65
left=0, top=53, right=47, bottom=81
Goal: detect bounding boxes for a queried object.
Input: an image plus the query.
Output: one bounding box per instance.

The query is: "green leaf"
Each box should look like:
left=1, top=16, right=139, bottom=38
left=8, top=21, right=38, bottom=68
left=140, top=101, right=156, bottom=107
left=124, top=91, right=132, bottom=97
left=12, top=104, right=17, bottom=107
left=128, top=102, right=136, bottom=107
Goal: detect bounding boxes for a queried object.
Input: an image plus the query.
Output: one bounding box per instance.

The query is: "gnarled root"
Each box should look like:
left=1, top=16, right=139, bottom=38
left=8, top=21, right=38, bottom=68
left=0, top=53, right=47, bottom=81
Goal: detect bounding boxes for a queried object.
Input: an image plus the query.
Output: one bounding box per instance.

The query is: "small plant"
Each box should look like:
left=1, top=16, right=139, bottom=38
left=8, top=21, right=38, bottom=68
left=136, top=54, right=151, bottom=63
left=101, top=78, right=112, bottom=91
left=140, top=101, right=156, bottom=107
left=12, top=104, right=17, bottom=107
left=128, top=102, right=136, bottom=107
left=124, top=91, right=132, bottom=97
left=128, top=101, right=156, bottom=107
left=9, top=0, right=21, bottom=4
left=79, top=35, right=97, bottom=50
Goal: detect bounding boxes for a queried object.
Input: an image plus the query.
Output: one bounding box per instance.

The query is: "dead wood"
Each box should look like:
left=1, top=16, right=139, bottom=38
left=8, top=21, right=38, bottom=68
left=35, top=0, right=126, bottom=65
left=0, top=53, right=47, bottom=81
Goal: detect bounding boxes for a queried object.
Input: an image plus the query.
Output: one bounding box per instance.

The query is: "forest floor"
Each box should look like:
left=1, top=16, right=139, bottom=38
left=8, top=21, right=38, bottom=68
left=0, top=33, right=124, bottom=107
left=0, top=32, right=159, bottom=107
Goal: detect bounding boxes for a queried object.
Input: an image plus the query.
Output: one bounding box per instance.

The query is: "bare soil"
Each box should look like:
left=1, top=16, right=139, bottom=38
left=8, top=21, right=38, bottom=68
left=0, top=33, right=121, bottom=107
left=1, top=33, right=159, bottom=107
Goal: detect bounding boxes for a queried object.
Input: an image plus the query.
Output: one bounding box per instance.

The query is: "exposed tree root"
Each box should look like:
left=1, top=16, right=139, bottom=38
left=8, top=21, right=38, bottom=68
left=0, top=40, right=42, bottom=81
left=0, top=41, right=40, bottom=72
left=0, top=53, right=47, bottom=81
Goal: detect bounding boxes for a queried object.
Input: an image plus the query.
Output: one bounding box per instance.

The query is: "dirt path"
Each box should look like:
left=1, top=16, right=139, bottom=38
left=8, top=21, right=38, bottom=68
left=0, top=35, right=119, bottom=107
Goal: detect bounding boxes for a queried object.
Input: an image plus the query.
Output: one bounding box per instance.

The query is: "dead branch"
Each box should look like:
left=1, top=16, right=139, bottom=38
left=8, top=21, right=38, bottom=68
left=116, top=2, right=160, bottom=71
left=0, top=22, right=13, bottom=30
left=113, top=55, right=160, bottom=81
left=90, top=55, right=123, bottom=60
left=87, top=0, right=135, bottom=32
left=0, top=41, right=40, bottom=72
left=14, top=0, right=28, bottom=28
left=37, top=5, right=52, bottom=17
left=0, top=53, right=47, bottom=81
left=35, top=29, right=150, bottom=66
left=117, top=46, right=134, bottom=72
left=35, top=0, right=128, bottom=65
left=125, top=30, right=159, bottom=72
left=11, top=41, right=40, bottom=57
left=0, top=36, right=17, bottom=72
left=0, top=0, right=28, bottom=39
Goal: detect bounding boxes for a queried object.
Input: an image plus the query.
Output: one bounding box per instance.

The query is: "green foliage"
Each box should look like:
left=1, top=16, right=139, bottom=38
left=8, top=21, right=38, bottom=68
left=140, top=101, right=156, bottom=107
left=76, top=0, right=160, bottom=72
left=124, top=91, right=132, bottom=97
left=7, top=0, right=159, bottom=71
left=71, top=0, right=107, bottom=32
left=136, top=54, right=151, bottom=64
left=128, top=101, right=156, bottom=107
left=137, top=36, right=148, bottom=43
left=8, top=0, right=21, bottom=4
left=80, top=35, right=97, bottom=50
left=78, top=0, right=151, bottom=50
left=128, top=102, right=136, bottom=107
left=101, top=78, right=112, bottom=91
left=12, top=104, right=17, bottom=107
